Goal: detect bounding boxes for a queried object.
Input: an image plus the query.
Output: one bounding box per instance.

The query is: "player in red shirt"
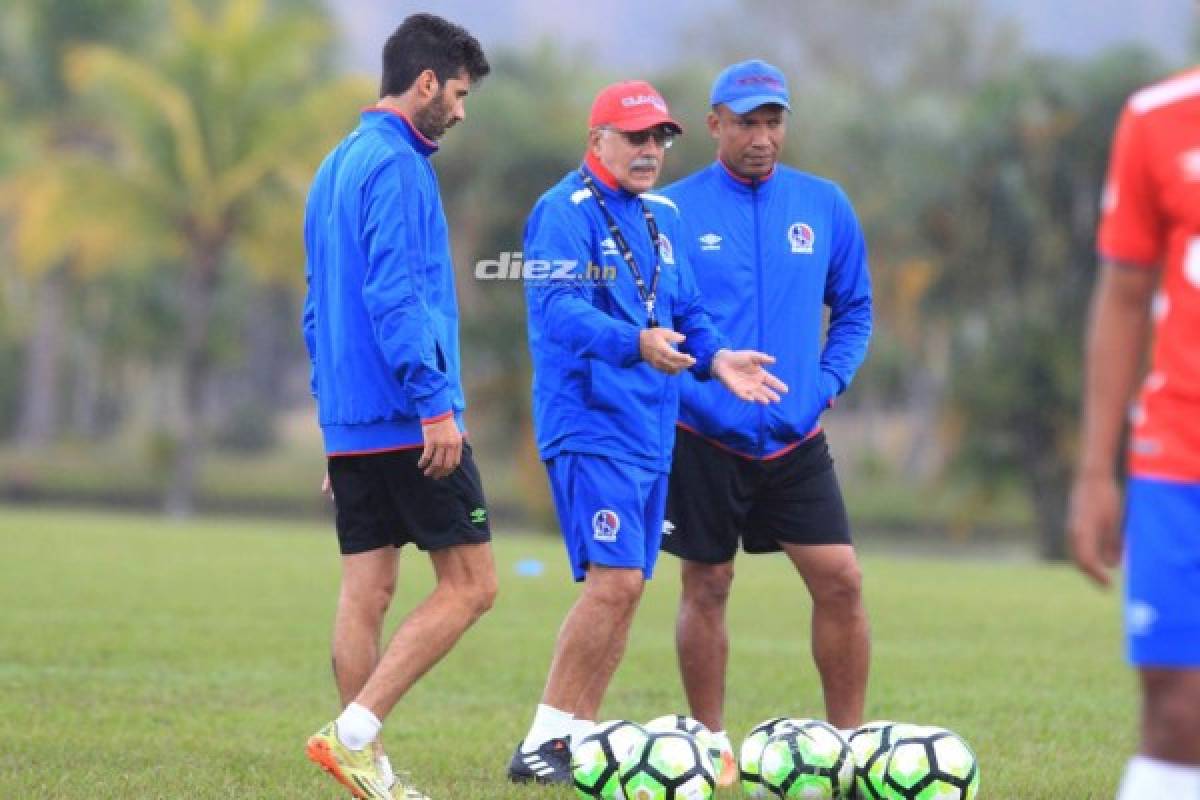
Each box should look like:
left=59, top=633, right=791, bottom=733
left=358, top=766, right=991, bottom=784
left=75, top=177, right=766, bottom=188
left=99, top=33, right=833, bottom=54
left=1069, top=67, right=1200, bottom=798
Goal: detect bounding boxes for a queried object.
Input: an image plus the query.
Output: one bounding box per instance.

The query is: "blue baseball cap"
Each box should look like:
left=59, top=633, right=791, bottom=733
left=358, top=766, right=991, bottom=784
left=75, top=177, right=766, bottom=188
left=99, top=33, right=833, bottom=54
left=710, top=59, right=790, bottom=114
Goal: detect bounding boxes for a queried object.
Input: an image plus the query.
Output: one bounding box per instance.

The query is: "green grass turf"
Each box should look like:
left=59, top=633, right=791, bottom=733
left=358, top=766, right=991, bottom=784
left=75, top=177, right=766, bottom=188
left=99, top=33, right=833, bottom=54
left=0, top=506, right=1134, bottom=798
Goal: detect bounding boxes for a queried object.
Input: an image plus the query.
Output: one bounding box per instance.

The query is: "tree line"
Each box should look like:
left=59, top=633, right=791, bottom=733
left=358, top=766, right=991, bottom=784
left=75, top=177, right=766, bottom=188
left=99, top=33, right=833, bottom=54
left=0, top=0, right=1182, bottom=556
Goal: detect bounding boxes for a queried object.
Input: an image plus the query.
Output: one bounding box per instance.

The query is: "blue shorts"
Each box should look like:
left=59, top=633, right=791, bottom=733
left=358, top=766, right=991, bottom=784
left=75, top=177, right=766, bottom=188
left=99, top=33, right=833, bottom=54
left=1124, top=477, right=1200, bottom=667
left=545, top=452, right=668, bottom=582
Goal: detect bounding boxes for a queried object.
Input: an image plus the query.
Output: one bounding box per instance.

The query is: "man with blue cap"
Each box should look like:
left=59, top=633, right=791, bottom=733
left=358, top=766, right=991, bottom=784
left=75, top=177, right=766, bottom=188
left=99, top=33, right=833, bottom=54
left=660, top=59, right=874, bottom=783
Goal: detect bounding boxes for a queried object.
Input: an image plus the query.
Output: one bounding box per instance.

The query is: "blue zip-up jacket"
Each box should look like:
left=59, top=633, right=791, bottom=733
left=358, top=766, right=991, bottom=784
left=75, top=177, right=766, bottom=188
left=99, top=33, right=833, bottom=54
left=662, top=162, right=872, bottom=458
left=302, top=108, right=465, bottom=455
left=524, top=163, right=728, bottom=473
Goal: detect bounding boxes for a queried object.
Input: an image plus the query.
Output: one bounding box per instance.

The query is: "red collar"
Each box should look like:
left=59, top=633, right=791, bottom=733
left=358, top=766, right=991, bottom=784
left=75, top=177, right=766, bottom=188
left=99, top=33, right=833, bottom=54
left=361, top=105, right=439, bottom=152
left=584, top=150, right=621, bottom=190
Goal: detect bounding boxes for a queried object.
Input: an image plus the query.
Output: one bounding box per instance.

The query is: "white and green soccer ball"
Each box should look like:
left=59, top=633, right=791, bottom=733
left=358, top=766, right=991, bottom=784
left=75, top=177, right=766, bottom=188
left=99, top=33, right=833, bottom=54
left=619, top=730, right=716, bottom=800
left=847, top=720, right=899, bottom=800
left=572, top=720, right=650, bottom=799
left=644, top=715, right=708, bottom=736
left=880, top=726, right=980, bottom=800
left=739, top=717, right=796, bottom=798
left=644, top=715, right=720, bottom=775
left=760, top=719, right=854, bottom=799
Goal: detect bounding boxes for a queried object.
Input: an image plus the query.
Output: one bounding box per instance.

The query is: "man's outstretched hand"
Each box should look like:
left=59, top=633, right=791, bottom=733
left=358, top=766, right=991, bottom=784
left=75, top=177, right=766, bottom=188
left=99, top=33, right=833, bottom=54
left=712, top=349, right=788, bottom=403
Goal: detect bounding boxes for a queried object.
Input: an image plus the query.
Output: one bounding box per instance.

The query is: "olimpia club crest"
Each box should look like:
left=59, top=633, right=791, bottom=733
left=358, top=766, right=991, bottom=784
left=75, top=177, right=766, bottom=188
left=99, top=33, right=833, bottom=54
left=787, top=221, right=815, bottom=254
left=657, top=233, right=675, bottom=265
left=592, top=509, right=620, bottom=542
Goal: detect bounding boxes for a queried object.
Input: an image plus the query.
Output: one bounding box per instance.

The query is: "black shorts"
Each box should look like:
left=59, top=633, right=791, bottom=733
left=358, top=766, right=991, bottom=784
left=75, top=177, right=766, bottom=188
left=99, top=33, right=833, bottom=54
left=663, top=428, right=851, bottom=564
left=326, top=443, right=492, bottom=555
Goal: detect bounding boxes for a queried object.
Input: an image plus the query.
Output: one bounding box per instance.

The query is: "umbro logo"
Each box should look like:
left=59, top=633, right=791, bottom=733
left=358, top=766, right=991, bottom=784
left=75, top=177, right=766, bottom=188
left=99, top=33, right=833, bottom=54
left=698, top=233, right=722, bottom=251
left=600, top=237, right=619, bottom=257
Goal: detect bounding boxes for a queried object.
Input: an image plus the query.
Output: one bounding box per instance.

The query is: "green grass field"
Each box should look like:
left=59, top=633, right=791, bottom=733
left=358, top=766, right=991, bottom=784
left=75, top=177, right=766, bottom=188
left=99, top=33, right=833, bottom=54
left=0, top=507, right=1134, bottom=799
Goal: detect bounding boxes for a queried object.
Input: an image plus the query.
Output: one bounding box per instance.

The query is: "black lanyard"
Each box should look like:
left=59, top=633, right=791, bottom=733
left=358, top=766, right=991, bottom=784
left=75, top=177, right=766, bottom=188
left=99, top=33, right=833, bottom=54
left=579, top=169, right=662, bottom=328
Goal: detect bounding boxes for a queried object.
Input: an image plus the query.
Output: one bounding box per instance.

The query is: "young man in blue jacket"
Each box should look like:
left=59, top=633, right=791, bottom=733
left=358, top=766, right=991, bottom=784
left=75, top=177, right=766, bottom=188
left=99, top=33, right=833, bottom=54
left=660, top=60, right=874, bottom=783
left=508, top=80, right=788, bottom=784
left=301, top=14, right=494, bottom=800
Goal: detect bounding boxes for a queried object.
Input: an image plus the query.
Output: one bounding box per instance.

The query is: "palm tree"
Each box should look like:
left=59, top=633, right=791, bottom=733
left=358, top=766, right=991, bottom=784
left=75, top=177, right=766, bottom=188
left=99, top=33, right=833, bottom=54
left=41, top=0, right=368, bottom=513
left=0, top=0, right=151, bottom=448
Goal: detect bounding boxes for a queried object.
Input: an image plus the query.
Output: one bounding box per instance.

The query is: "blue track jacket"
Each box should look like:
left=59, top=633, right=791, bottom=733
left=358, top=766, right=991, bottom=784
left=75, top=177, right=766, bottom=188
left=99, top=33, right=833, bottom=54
left=662, top=162, right=872, bottom=458
left=524, top=163, right=728, bottom=473
left=303, top=108, right=465, bottom=455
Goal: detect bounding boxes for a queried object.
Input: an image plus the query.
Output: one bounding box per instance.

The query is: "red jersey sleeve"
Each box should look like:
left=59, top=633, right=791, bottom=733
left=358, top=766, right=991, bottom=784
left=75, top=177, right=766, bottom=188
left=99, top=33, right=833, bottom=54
left=1097, top=102, right=1165, bottom=268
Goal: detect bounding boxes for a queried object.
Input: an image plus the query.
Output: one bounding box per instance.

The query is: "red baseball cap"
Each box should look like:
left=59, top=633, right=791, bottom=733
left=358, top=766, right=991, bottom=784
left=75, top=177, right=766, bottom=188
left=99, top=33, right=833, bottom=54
left=588, top=80, right=683, bottom=134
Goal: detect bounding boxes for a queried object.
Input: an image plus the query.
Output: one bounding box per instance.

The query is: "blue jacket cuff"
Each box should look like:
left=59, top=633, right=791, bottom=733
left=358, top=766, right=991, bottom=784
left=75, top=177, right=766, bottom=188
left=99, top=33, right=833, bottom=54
left=414, top=386, right=455, bottom=422
left=819, top=369, right=843, bottom=405
left=618, top=325, right=643, bottom=367
left=691, top=337, right=729, bottom=381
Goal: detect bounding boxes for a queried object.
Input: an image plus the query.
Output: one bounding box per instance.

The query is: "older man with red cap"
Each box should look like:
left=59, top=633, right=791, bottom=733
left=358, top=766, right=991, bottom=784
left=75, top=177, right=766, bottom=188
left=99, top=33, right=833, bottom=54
left=507, top=80, right=787, bottom=784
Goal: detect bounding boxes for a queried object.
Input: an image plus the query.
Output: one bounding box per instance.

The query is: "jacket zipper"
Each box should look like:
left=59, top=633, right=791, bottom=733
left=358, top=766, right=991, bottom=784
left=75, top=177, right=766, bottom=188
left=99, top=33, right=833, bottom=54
left=752, top=179, right=765, bottom=456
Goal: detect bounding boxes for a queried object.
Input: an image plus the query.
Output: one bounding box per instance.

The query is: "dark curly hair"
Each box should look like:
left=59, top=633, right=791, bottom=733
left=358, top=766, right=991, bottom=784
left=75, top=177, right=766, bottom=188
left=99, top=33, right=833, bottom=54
left=380, top=13, right=490, bottom=97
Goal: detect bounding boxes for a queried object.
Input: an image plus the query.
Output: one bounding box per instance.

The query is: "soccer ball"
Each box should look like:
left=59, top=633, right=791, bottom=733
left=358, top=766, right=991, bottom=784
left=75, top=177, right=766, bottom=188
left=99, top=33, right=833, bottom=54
left=760, top=719, right=854, bottom=799
left=619, top=730, right=716, bottom=800
left=644, top=715, right=720, bottom=773
left=739, top=717, right=796, bottom=798
left=573, top=720, right=650, bottom=799
left=881, top=726, right=980, bottom=800
left=644, top=715, right=708, bottom=736
left=847, top=721, right=899, bottom=800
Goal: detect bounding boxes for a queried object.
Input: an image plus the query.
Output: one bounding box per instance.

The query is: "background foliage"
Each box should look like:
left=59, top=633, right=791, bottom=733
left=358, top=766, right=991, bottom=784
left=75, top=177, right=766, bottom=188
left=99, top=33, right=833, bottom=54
left=0, top=0, right=1184, bottom=556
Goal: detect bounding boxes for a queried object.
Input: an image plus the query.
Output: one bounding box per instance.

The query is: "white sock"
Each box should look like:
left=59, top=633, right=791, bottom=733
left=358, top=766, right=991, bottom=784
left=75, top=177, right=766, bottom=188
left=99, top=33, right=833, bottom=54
left=1117, top=755, right=1200, bottom=799
left=522, top=704, right=574, bottom=752
left=570, top=718, right=596, bottom=749
left=335, top=702, right=382, bottom=751
left=712, top=730, right=733, bottom=753
left=376, top=753, right=395, bottom=790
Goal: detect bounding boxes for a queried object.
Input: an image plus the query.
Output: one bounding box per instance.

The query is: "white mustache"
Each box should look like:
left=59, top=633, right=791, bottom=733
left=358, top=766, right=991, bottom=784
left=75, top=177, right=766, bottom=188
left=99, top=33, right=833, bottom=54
left=631, top=157, right=659, bottom=170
